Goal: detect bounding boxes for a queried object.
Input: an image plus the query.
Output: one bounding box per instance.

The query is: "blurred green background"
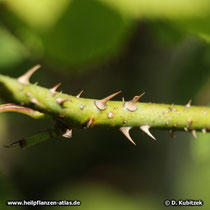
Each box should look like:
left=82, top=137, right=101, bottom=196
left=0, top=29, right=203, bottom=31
left=0, top=0, right=210, bottom=209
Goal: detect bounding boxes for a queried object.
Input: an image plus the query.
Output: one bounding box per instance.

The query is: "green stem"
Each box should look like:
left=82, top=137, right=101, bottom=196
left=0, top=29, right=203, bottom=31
left=4, top=128, right=59, bottom=149
left=0, top=73, right=209, bottom=132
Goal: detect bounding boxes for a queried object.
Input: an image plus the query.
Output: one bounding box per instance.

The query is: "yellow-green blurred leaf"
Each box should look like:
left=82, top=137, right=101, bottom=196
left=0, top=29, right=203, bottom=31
left=41, top=0, right=132, bottom=69
left=45, top=183, right=159, bottom=210
left=191, top=132, right=210, bottom=163
left=4, top=0, right=71, bottom=30
left=98, top=0, right=210, bottom=19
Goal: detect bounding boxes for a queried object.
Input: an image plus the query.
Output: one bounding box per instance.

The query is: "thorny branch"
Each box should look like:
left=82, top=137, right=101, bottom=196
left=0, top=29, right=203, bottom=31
left=0, top=65, right=210, bottom=149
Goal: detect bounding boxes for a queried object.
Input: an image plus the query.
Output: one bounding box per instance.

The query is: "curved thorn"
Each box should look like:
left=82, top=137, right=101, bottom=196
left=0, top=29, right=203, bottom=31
left=76, top=90, right=84, bottom=98
left=192, top=130, right=197, bottom=139
left=184, top=126, right=188, bottom=132
left=62, top=129, right=72, bottom=138
left=26, top=92, right=44, bottom=108
left=56, top=97, right=69, bottom=105
left=124, top=92, right=145, bottom=112
left=94, top=91, right=121, bottom=111
left=202, top=128, right=206, bottom=134
left=186, top=99, right=192, bottom=108
left=140, top=125, right=156, bottom=141
left=119, top=127, right=136, bottom=145
left=50, top=83, right=61, bottom=96
left=18, top=64, right=41, bottom=85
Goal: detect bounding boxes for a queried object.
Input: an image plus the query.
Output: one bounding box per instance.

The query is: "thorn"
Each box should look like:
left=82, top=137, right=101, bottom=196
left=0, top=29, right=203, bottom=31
left=169, top=129, right=176, bottom=139
left=202, top=128, right=206, bottom=134
left=188, top=119, right=193, bottom=125
left=186, top=99, right=192, bottom=108
left=184, top=126, right=188, bottom=132
left=192, top=130, right=197, bottom=139
left=26, top=92, right=44, bottom=108
left=4, top=139, right=26, bottom=148
left=17, top=64, right=41, bottom=85
left=201, top=110, right=207, bottom=115
left=94, top=91, right=121, bottom=111
left=124, top=92, right=145, bottom=112
left=50, top=83, right=61, bottom=96
left=140, top=125, right=156, bottom=141
left=56, top=97, right=69, bottom=105
left=4, top=141, right=19, bottom=148
left=119, top=127, right=136, bottom=145
left=62, top=129, right=72, bottom=138
left=30, top=98, right=44, bottom=108
left=86, top=117, right=94, bottom=128
left=107, top=112, right=114, bottom=119
left=80, top=105, right=85, bottom=110
left=76, top=90, right=84, bottom=98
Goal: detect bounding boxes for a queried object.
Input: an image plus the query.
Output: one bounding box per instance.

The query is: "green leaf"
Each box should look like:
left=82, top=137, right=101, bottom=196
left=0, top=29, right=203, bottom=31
left=46, top=183, right=159, bottom=210
left=0, top=26, right=25, bottom=70
left=41, top=0, right=132, bottom=69
left=3, top=0, right=132, bottom=71
left=191, top=130, right=210, bottom=163
left=4, top=0, right=70, bottom=30
left=98, top=0, right=210, bottom=19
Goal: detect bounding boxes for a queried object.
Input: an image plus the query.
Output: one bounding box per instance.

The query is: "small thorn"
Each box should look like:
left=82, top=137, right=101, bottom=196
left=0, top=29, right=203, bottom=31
left=186, top=99, right=192, bottom=108
left=76, top=90, right=84, bottom=98
left=192, top=130, right=197, bottom=139
left=119, top=127, right=136, bottom=145
left=80, top=105, right=85, bottom=110
left=169, top=129, right=176, bottom=139
left=26, top=92, right=44, bottom=108
left=17, top=64, right=41, bottom=85
left=31, top=98, right=44, bottom=108
left=86, top=117, right=94, bottom=128
left=56, top=97, right=69, bottom=105
left=140, top=125, right=156, bottom=141
left=124, top=92, right=145, bottom=112
left=107, top=111, right=114, bottom=119
left=94, top=91, right=121, bottom=111
left=50, top=83, right=61, bottom=96
left=202, top=128, right=206, bottom=134
left=184, top=126, right=188, bottom=132
left=62, top=129, right=72, bottom=138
